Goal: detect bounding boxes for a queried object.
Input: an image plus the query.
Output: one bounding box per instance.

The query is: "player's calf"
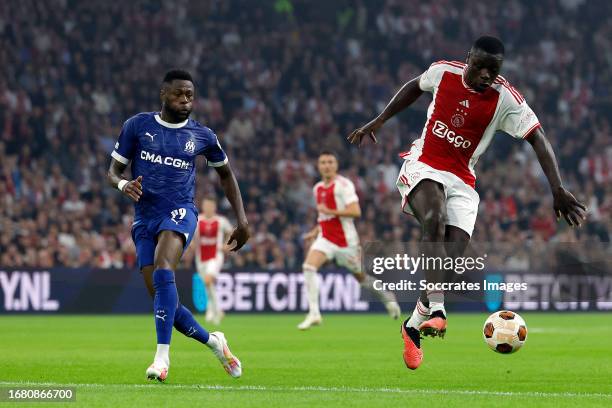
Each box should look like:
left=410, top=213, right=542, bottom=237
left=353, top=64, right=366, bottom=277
left=298, top=263, right=322, bottom=330
left=302, top=263, right=320, bottom=316
left=174, top=303, right=211, bottom=344
left=147, top=268, right=178, bottom=382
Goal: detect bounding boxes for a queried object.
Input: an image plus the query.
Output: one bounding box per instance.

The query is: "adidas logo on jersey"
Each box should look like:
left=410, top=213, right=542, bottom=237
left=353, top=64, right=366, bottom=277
left=459, top=100, right=470, bottom=108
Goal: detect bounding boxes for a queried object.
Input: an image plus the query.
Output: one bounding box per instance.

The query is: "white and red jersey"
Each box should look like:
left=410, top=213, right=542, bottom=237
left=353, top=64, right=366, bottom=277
left=313, top=175, right=359, bottom=247
left=196, top=215, right=232, bottom=262
left=400, top=60, right=541, bottom=188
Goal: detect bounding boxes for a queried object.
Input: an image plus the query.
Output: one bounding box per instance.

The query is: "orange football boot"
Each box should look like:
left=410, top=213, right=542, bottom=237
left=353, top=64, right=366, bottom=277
left=419, top=311, right=447, bottom=338
left=401, top=320, right=423, bottom=370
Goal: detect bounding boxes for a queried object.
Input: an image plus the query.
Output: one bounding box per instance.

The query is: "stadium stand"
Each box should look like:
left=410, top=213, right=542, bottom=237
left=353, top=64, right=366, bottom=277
left=0, top=0, right=609, bottom=269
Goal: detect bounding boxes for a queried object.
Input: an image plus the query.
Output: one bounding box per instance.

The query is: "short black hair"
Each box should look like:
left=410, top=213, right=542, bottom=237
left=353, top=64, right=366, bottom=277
left=319, top=150, right=338, bottom=158
left=472, top=36, right=505, bottom=55
left=163, top=69, right=193, bottom=84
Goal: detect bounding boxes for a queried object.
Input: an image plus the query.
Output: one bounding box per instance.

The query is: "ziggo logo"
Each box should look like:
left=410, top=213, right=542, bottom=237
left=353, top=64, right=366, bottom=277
left=432, top=120, right=472, bottom=148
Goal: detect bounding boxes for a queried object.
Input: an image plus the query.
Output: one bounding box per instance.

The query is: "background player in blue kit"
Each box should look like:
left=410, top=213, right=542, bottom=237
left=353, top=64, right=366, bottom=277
left=107, top=70, right=250, bottom=382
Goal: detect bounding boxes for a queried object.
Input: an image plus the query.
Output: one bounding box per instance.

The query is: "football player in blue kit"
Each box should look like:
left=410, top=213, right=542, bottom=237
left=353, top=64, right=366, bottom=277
left=107, top=70, right=250, bottom=382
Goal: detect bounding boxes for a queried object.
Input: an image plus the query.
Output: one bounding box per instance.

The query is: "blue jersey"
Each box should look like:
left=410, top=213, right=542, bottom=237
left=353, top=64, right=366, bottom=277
left=111, top=112, right=227, bottom=220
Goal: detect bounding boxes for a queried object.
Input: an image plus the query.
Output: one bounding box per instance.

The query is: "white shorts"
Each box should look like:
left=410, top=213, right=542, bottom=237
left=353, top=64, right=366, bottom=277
left=396, top=160, right=480, bottom=236
left=310, top=236, right=362, bottom=274
left=196, top=255, right=224, bottom=277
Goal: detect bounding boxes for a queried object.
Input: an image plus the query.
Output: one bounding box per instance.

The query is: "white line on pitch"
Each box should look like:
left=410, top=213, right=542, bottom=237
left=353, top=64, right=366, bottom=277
left=0, top=381, right=609, bottom=399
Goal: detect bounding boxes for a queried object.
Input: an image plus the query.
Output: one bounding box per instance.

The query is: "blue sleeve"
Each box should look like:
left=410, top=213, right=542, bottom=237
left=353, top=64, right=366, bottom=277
left=111, top=117, right=138, bottom=164
left=202, top=129, right=228, bottom=167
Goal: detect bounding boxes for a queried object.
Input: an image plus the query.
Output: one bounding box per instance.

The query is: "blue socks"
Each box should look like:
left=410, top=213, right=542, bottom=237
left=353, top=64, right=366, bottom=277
left=153, top=268, right=178, bottom=345
left=174, top=304, right=210, bottom=344
left=153, top=268, right=210, bottom=346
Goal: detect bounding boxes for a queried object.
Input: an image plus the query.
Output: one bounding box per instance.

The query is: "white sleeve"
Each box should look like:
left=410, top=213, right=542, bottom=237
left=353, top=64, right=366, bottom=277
left=339, top=179, right=359, bottom=206
left=498, top=89, right=541, bottom=139
left=418, top=62, right=446, bottom=93
left=221, top=216, right=233, bottom=234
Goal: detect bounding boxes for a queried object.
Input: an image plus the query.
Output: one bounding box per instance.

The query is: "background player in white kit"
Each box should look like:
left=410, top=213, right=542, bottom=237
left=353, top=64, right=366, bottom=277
left=348, top=36, right=586, bottom=369
left=298, top=151, right=401, bottom=330
left=194, top=197, right=233, bottom=325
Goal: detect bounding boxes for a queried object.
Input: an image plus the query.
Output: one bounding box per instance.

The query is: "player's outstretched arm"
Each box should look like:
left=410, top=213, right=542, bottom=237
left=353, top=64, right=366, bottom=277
left=214, top=163, right=250, bottom=251
left=107, top=158, right=143, bottom=202
left=526, top=127, right=587, bottom=226
left=348, top=77, right=424, bottom=147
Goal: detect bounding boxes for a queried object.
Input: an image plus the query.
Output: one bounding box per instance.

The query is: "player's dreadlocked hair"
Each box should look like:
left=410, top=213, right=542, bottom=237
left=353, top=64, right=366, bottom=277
left=472, top=36, right=505, bottom=55
left=162, top=69, right=194, bottom=84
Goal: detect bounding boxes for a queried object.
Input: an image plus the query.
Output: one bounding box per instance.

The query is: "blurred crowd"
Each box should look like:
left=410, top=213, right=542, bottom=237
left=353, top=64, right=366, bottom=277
left=0, top=0, right=610, bottom=270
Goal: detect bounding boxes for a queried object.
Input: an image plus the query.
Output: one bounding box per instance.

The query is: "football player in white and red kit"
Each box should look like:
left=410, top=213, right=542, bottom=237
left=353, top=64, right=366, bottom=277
left=298, top=151, right=401, bottom=330
left=194, top=198, right=233, bottom=325
left=349, top=36, right=586, bottom=369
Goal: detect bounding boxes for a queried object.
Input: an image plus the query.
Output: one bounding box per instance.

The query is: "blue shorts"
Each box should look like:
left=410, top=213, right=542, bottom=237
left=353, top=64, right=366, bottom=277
left=131, top=206, right=198, bottom=270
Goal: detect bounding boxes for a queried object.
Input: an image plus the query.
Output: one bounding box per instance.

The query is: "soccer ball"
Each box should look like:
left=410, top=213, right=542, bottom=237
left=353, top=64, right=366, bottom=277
left=483, top=310, right=527, bottom=354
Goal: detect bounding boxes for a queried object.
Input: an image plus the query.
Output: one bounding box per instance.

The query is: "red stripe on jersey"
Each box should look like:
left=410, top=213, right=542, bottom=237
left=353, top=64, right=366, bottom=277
left=315, top=183, right=348, bottom=247
left=198, top=219, right=219, bottom=261
left=522, top=122, right=541, bottom=139
left=399, top=143, right=416, bottom=158
left=417, top=71, right=500, bottom=188
left=446, top=62, right=467, bottom=70
left=431, top=60, right=449, bottom=67
left=432, top=60, right=466, bottom=70
left=494, top=76, right=524, bottom=103
left=503, top=83, right=523, bottom=104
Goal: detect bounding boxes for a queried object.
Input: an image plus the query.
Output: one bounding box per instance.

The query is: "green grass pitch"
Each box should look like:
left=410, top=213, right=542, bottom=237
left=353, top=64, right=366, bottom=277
left=1, top=313, right=611, bottom=407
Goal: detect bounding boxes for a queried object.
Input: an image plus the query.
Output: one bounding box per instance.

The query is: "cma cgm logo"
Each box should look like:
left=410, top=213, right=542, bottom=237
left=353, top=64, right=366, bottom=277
left=140, top=150, right=190, bottom=169
left=0, top=271, right=59, bottom=311
left=432, top=120, right=472, bottom=149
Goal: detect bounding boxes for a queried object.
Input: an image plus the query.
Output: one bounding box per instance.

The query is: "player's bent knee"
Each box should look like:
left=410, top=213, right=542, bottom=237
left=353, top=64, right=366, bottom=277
left=154, top=259, right=175, bottom=271
left=302, top=263, right=318, bottom=273
left=304, top=250, right=327, bottom=269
